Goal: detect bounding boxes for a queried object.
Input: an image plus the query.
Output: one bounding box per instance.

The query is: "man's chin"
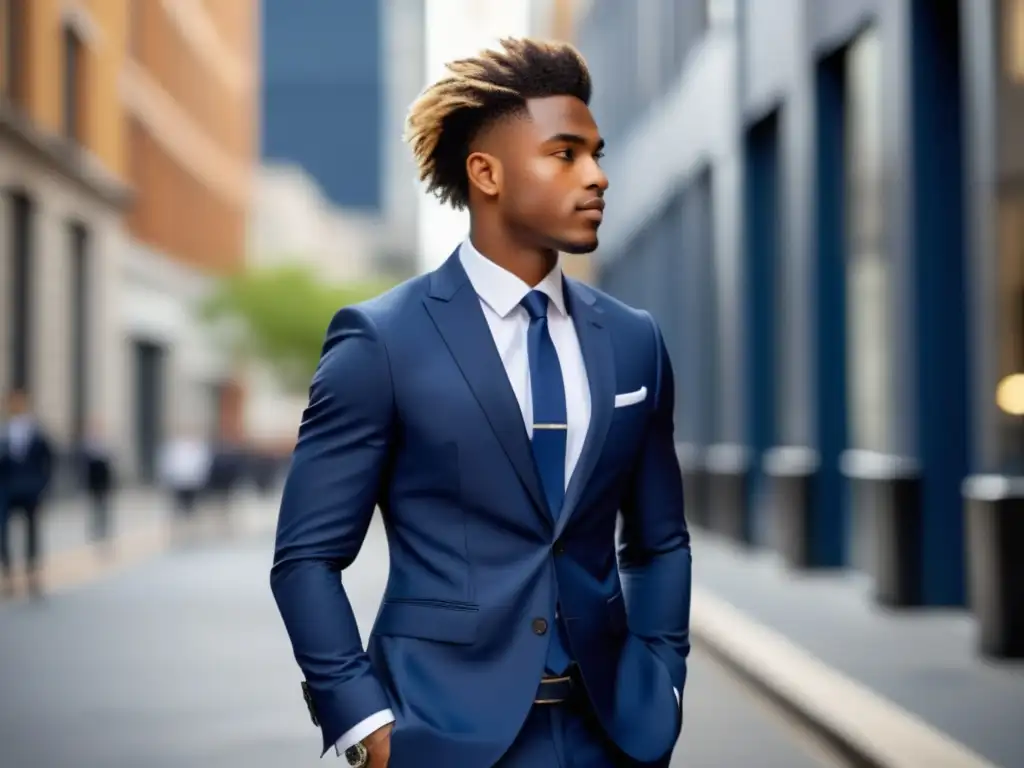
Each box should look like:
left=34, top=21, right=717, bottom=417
left=557, top=236, right=599, bottom=255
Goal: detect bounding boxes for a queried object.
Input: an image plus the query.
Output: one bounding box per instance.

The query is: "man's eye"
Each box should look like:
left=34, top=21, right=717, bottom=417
left=594, top=150, right=605, bottom=161
left=555, top=148, right=575, bottom=161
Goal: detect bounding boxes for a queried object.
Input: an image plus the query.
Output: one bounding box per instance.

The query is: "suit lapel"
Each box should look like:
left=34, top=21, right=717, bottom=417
left=423, top=250, right=550, bottom=523
left=558, top=279, right=615, bottom=537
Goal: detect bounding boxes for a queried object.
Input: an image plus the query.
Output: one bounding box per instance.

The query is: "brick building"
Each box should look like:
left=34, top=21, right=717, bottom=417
left=118, top=0, right=257, bottom=482
left=0, top=0, right=132, bottom=481
left=0, top=0, right=259, bottom=484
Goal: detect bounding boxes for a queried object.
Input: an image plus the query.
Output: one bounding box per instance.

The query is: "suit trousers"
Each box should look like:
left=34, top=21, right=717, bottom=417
left=0, top=497, right=41, bottom=573
left=494, top=696, right=673, bottom=768
left=89, top=490, right=112, bottom=542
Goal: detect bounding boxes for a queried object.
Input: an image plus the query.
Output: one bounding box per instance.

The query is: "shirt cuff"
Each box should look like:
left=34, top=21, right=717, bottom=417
left=334, top=709, right=395, bottom=757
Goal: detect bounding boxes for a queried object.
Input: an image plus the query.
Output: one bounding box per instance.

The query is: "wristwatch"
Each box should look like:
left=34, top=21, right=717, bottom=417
left=344, top=742, right=368, bottom=767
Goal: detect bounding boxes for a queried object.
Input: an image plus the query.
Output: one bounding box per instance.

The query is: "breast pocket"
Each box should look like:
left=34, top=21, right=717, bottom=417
left=604, top=398, right=651, bottom=463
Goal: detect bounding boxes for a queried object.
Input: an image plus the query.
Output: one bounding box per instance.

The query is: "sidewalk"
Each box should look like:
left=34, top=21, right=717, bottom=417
left=689, top=529, right=1024, bottom=767
left=3, top=488, right=280, bottom=601
left=41, top=487, right=173, bottom=557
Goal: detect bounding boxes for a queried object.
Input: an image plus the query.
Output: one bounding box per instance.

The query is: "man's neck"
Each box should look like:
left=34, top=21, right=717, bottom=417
left=468, top=228, right=557, bottom=288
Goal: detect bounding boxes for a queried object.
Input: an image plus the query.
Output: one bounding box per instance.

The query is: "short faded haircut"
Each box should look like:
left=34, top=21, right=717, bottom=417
left=404, top=37, right=592, bottom=210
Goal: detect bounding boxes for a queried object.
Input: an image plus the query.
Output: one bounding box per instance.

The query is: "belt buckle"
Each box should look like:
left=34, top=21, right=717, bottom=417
left=534, top=671, right=574, bottom=705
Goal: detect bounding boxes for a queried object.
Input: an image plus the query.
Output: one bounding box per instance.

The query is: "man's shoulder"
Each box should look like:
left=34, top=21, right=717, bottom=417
left=567, top=278, right=654, bottom=332
left=340, top=272, right=433, bottom=330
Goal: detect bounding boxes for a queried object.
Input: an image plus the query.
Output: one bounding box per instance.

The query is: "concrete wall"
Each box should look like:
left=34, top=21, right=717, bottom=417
left=118, top=239, right=231, bottom=476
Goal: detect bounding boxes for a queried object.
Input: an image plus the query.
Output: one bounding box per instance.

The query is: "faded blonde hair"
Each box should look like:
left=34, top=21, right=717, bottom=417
left=404, top=37, right=591, bottom=210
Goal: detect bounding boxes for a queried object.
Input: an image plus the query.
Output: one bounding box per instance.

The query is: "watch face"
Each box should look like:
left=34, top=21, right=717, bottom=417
left=344, top=743, right=368, bottom=766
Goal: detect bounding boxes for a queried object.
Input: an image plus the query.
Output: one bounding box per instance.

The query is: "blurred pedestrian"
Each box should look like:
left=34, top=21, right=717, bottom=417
left=206, top=435, right=244, bottom=522
left=79, top=422, right=116, bottom=553
left=0, top=390, right=55, bottom=598
left=252, top=449, right=281, bottom=498
left=158, top=429, right=210, bottom=536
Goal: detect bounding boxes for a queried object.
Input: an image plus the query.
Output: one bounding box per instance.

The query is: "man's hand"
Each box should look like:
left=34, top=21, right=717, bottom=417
left=363, top=722, right=394, bottom=766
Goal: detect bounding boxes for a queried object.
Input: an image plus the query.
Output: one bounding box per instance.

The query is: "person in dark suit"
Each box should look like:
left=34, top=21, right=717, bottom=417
left=206, top=437, right=243, bottom=516
left=271, top=39, right=691, bottom=767
left=80, top=422, right=115, bottom=551
left=0, top=390, right=55, bottom=597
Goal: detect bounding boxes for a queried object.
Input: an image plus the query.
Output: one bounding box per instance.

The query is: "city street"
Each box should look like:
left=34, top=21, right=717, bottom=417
left=0, top=501, right=840, bottom=768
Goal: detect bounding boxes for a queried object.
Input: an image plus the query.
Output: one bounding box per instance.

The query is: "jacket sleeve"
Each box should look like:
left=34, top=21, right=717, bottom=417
left=617, top=311, right=692, bottom=695
left=270, top=306, right=396, bottom=756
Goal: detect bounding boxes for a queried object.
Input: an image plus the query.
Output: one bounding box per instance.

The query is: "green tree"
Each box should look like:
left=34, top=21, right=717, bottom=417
left=200, top=263, right=394, bottom=394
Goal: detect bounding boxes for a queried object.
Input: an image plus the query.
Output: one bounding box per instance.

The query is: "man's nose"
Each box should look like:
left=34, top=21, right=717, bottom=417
left=585, top=160, right=609, bottom=192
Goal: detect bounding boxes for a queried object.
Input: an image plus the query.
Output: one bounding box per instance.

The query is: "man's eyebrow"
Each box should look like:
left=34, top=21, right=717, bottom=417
left=546, top=133, right=605, bottom=152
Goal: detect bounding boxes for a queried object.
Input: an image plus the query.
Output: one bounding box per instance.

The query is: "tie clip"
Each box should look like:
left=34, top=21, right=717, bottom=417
left=533, top=423, right=568, bottom=430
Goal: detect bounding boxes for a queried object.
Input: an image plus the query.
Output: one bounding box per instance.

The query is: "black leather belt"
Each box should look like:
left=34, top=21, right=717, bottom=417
left=534, top=665, right=579, bottom=705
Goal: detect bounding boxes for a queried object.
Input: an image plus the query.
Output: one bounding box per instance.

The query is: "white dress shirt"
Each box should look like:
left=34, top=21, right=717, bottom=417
left=335, top=241, right=674, bottom=757
left=6, top=416, right=34, bottom=460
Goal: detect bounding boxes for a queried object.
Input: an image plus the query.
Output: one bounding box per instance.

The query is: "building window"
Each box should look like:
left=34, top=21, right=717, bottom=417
left=2, top=0, right=27, bottom=105
left=7, top=191, right=34, bottom=394
left=128, top=0, right=143, bottom=58
left=69, top=222, right=90, bottom=445
left=0, top=0, right=8, bottom=96
left=132, top=339, right=166, bottom=484
left=845, top=27, right=890, bottom=453
left=1006, top=0, right=1024, bottom=83
left=62, top=24, right=84, bottom=141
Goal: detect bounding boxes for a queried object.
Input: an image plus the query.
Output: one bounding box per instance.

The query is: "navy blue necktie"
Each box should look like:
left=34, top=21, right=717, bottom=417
left=521, top=290, right=573, bottom=674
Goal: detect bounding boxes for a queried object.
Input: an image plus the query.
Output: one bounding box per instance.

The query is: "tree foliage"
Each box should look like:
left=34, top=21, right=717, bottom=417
left=199, top=263, right=394, bottom=393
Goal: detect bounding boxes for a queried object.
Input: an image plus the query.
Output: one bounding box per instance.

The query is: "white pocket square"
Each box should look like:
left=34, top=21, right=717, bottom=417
left=614, top=386, right=647, bottom=408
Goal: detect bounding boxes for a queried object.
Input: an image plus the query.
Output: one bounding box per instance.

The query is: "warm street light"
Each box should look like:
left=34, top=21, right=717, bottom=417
left=995, top=372, right=1024, bottom=416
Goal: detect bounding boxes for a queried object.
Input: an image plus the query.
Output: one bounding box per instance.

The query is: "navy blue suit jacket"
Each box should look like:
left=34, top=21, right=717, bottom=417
left=0, top=429, right=54, bottom=505
left=271, top=251, right=692, bottom=766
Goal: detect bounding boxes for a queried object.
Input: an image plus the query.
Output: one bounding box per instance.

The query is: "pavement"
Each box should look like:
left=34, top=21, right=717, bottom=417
left=1, top=487, right=271, bottom=598
left=689, top=529, right=1024, bottom=767
left=22, top=487, right=170, bottom=558
left=0, top=495, right=840, bottom=768
left=5, top=488, right=1020, bottom=766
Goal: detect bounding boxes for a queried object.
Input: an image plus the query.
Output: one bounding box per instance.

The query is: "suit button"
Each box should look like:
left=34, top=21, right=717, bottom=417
left=553, top=541, right=565, bottom=555
left=532, top=618, right=548, bottom=635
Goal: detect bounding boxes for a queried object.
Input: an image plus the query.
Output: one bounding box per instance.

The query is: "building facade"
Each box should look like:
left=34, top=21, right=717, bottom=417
left=1, top=1, right=258, bottom=485
left=573, top=0, right=1023, bottom=630
left=0, top=0, right=132, bottom=483
left=119, top=0, right=258, bottom=482
left=262, top=0, right=425, bottom=273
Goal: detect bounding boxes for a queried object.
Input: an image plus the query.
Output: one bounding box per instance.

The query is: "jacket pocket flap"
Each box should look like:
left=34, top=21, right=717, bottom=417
left=373, top=599, right=479, bottom=644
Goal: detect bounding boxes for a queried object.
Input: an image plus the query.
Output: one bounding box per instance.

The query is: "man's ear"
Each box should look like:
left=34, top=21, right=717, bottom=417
left=466, top=152, right=501, bottom=198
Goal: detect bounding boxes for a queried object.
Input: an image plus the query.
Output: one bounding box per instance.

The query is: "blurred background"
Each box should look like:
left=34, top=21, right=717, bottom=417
left=1, top=0, right=1023, bottom=766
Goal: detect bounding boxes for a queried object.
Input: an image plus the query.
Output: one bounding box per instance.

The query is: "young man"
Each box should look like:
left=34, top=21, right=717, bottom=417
left=272, top=38, right=691, bottom=767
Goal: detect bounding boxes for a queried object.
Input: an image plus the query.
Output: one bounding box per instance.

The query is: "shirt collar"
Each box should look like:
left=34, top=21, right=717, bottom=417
left=459, top=239, right=567, bottom=319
